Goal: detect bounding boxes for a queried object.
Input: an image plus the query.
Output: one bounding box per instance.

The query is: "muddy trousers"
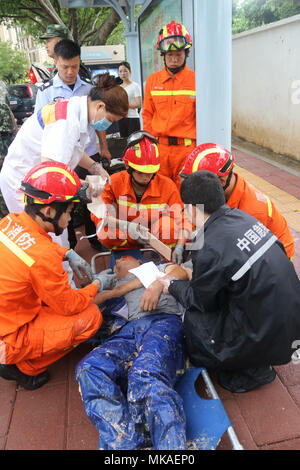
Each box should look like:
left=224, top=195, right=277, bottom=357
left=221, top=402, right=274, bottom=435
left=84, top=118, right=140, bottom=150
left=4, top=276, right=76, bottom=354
left=75, top=314, right=187, bottom=450
left=0, top=304, right=102, bottom=376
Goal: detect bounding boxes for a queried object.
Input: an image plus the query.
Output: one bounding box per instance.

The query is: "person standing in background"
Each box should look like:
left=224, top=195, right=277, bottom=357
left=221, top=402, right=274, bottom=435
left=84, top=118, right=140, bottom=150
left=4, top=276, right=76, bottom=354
left=39, top=24, right=91, bottom=82
left=34, top=39, right=108, bottom=250
left=142, top=21, right=196, bottom=189
left=39, top=25, right=112, bottom=163
left=118, top=62, right=141, bottom=137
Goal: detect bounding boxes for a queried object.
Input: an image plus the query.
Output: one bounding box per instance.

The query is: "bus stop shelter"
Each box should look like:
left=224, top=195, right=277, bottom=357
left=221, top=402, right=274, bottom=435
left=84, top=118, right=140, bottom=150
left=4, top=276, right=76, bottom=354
left=58, top=0, right=232, bottom=150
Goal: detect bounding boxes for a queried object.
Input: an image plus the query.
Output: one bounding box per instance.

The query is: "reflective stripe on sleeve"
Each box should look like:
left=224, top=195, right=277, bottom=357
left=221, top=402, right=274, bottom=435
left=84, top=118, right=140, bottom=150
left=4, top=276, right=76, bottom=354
left=231, top=235, right=277, bottom=281
left=266, top=196, right=273, bottom=218
left=0, top=231, right=35, bottom=267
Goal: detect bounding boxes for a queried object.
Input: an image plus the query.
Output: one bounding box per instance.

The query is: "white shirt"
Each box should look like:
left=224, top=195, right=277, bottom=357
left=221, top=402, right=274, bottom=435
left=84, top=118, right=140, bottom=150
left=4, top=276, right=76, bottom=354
left=123, top=81, right=141, bottom=118
left=35, top=73, right=98, bottom=156
left=0, top=95, right=90, bottom=212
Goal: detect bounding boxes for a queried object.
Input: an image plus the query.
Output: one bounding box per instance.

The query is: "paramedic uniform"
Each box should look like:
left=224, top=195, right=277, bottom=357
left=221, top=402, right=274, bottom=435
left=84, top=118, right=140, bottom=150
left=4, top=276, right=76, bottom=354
left=35, top=73, right=98, bottom=158
left=0, top=96, right=92, bottom=284
left=0, top=95, right=91, bottom=212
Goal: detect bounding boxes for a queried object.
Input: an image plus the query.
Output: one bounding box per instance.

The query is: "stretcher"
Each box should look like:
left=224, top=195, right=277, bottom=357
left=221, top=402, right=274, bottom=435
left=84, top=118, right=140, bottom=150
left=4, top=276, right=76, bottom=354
left=90, top=249, right=243, bottom=450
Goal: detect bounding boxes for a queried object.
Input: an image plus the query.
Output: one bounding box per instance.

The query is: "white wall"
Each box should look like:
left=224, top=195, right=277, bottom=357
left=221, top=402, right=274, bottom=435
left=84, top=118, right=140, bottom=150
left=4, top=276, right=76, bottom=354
left=232, top=15, right=300, bottom=162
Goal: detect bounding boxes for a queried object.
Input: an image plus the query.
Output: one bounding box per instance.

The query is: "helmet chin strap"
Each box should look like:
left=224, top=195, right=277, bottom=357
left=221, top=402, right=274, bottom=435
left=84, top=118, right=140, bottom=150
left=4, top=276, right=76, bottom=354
left=36, top=206, right=66, bottom=236
left=164, top=56, right=187, bottom=74
left=222, top=169, right=233, bottom=192
left=163, top=50, right=188, bottom=74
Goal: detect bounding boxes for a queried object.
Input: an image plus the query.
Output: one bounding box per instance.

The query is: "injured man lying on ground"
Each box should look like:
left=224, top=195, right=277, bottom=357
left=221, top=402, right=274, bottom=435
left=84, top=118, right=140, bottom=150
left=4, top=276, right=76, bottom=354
left=75, top=254, right=191, bottom=451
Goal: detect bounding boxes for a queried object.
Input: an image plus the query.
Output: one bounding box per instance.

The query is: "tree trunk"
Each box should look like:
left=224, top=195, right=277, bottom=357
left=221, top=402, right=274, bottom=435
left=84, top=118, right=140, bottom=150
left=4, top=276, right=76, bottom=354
left=91, top=8, right=121, bottom=45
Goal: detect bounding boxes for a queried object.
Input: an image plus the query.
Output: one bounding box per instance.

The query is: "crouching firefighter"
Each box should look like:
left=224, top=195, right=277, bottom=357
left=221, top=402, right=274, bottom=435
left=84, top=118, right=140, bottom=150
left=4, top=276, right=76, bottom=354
left=92, top=131, right=192, bottom=254
left=0, top=161, right=116, bottom=390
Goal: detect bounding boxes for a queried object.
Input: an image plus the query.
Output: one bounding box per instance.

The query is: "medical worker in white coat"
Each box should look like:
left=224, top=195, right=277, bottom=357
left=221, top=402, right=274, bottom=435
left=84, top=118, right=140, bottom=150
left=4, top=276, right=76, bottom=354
left=0, top=73, right=128, bottom=283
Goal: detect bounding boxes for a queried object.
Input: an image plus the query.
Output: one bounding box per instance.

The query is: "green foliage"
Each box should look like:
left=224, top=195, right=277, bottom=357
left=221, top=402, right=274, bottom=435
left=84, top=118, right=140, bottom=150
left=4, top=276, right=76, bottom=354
left=0, top=1, right=117, bottom=45
left=0, top=42, right=29, bottom=84
left=106, top=21, right=126, bottom=47
left=106, top=4, right=141, bottom=48
left=233, top=0, right=300, bottom=34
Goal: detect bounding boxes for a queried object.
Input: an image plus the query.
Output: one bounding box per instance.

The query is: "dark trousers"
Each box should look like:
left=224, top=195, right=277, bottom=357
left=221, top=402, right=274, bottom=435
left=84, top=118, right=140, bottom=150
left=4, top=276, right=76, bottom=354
left=118, top=117, right=141, bottom=138
left=69, top=153, right=102, bottom=248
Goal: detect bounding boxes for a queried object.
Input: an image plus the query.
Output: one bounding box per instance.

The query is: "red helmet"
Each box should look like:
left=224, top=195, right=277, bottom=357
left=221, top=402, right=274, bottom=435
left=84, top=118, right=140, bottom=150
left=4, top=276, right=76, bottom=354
left=123, top=137, right=160, bottom=174
left=20, top=161, right=89, bottom=205
left=157, top=21, right=192, bottom=53
left=180, top=143, right=235, bottom=178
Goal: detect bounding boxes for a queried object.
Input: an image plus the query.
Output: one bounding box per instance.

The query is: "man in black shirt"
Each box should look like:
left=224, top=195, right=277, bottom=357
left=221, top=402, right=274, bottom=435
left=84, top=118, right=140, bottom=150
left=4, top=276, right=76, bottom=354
left=162, top=171, right=300, bottom=393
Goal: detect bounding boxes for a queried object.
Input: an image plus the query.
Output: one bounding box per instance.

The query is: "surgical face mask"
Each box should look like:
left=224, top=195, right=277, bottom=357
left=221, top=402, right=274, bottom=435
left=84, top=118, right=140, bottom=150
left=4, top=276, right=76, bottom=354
left=90, top=106, right=112, bottom=131
left=90, top=116, right=112, bottom=131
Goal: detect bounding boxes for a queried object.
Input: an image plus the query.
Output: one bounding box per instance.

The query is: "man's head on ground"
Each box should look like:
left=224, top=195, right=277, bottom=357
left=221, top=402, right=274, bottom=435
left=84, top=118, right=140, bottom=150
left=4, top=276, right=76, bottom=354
left=180, top=171, right=226, bottom=226
left=40, top=24, right=68, bottom=59
left=20, top=161, right=90, bottom=236
left=123, top=132, right=160, bottom=191
left=113, top=255, right=142, bottom=279
left=53, top=39, right=81, bottom=85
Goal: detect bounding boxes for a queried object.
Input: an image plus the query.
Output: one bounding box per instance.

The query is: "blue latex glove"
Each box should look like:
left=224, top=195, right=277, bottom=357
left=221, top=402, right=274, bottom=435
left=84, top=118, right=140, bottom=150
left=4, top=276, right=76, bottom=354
left=93, top=268, right=118, bottom=292
left=127, top=222, right=149, bottom=245
left=65, top=249, right=93, bottom=281
left=172, top=245, right=184, bottom=264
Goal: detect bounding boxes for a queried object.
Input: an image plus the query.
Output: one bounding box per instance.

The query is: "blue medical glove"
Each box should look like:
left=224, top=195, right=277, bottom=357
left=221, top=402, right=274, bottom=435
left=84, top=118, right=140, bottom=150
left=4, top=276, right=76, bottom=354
left=93, top=268, right=118, bottom=292
left=127, top=222, right=149, bottom=245
left=65, top=249, right=93, bottom=281
left=172, top=245, right=184, bottom=264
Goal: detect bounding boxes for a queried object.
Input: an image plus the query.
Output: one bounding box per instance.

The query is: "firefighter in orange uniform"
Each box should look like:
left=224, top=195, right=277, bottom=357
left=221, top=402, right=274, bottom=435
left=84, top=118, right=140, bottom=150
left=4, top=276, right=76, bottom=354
left=0, top=161, right=117, bottom=390
left=142, top=21, right=196, bottom=188
left=92, top=131, right=192, bottom=253
left=179, top=143, right=295, bottom=259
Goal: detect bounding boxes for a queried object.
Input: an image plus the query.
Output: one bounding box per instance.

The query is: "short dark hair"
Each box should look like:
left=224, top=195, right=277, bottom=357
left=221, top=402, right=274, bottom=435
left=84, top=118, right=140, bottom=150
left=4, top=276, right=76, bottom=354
left=119, top=61, right=131, bottom=72
left=180, top=170, right=226, bottom=214
left=54, top=39, right=81, bottom=60
left=24, top=199, right=71, bottom=218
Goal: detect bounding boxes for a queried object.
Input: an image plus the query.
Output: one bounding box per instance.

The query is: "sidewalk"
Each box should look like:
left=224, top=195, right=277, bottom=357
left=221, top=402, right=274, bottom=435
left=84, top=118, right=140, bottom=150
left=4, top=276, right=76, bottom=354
left=1, top=141, right=300, bottom=450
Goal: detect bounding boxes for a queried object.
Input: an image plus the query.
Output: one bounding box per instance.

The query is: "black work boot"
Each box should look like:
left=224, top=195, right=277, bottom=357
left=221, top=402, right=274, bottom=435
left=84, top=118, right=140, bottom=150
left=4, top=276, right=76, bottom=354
left=0, top=364, right=49, bottom=390
left=218, top=366, right=276, bottom=393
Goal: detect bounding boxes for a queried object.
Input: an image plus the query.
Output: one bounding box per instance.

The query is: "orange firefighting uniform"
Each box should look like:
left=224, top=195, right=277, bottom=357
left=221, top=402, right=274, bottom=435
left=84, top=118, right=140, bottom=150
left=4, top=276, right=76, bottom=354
left=0, top=212, right=102, bottom=376
left=227, top=173, right=294, bottom=259
left=91, top=170, right=191, bottom=252
left=142, top=65, right=196, bottom=188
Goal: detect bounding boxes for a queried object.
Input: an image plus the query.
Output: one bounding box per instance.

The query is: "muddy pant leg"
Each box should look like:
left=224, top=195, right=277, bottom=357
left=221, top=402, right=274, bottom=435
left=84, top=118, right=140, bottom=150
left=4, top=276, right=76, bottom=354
left=127, top=315, right=187, bottom=450
left=75, top=325, right=144, bottom=450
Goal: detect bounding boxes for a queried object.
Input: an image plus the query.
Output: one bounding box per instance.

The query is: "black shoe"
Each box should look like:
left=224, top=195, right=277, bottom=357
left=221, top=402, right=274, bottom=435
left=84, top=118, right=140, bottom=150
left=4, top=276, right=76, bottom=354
left=0, top=364, right=50, bottom=390
left=218, top=366, right=276, bottom=393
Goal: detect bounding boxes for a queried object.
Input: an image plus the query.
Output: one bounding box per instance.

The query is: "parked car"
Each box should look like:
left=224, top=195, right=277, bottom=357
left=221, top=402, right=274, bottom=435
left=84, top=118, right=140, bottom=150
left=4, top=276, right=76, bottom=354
left=8, top=83, right=37, bottom=125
